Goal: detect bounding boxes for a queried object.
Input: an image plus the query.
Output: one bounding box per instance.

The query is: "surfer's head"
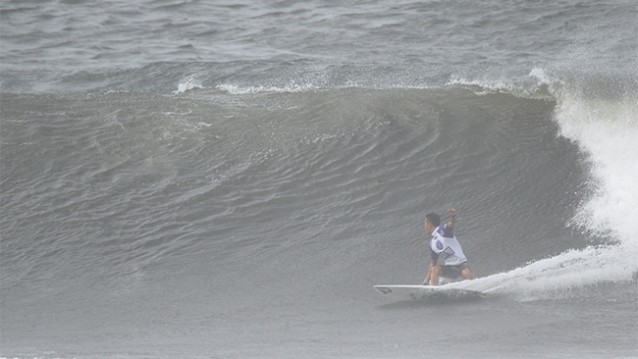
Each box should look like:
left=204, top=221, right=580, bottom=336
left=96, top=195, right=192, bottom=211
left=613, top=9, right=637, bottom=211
left=424, top=212, right=440, bottom=235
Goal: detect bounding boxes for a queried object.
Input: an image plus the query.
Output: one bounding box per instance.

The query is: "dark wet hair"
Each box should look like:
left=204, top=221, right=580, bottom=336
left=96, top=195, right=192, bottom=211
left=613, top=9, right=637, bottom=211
left=425, top=212, right=441, bottom=227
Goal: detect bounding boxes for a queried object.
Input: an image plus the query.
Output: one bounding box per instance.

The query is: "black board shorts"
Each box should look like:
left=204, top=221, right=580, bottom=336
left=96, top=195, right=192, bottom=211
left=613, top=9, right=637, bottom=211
left=440, top=262, right=469, bottom=279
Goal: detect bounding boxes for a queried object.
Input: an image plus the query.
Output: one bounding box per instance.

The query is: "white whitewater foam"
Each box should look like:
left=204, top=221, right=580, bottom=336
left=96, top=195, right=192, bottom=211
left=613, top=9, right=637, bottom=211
left=215, top=80, right=432, bottom=95
left=175, top=75, right=203, bottom=94
left=450, top=245, right=633, bottom=301
left=555, top=92, right=638, bottom=249
left=446, top=69, right=555, bottom=99
left=216, top=82, right=322, bottom=95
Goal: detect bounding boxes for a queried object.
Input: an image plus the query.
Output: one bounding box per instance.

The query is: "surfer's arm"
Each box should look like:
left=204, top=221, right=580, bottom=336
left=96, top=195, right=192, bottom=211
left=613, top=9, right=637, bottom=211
left=446, top=207, right=457, bottom=229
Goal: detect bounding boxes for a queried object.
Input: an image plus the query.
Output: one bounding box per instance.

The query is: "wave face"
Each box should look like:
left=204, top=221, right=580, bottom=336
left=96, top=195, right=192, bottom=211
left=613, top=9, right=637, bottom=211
left=0, top=87, right=589, bottom=284
left=1, top=0, right=637, bottom=358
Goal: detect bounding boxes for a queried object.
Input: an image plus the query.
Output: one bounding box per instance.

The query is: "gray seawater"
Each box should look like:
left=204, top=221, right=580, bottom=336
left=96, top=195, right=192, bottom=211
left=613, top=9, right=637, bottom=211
left=1, top=1, right=637, bottom=358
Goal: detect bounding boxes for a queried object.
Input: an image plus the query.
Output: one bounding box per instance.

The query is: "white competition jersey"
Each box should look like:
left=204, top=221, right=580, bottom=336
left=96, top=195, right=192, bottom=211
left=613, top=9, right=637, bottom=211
left=430, top=225, right=467, bottom=266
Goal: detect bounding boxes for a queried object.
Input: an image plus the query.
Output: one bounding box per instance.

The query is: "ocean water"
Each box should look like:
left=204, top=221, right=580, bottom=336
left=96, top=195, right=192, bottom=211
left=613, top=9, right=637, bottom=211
left=1, top=1, right=637, bottom=358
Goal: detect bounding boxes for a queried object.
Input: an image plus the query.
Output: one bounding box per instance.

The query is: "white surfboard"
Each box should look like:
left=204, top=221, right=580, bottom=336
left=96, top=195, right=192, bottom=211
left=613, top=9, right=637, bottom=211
left=374, top=284, right=484, bottom=302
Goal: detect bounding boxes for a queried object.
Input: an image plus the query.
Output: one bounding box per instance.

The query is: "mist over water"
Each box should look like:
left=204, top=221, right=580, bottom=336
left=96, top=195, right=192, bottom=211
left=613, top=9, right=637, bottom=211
left=1, top=0, right=637, bottom=358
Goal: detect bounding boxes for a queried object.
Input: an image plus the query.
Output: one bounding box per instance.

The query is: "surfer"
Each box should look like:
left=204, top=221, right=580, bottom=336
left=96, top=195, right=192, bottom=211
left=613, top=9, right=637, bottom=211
left=422, top=208, right=475, bottom=285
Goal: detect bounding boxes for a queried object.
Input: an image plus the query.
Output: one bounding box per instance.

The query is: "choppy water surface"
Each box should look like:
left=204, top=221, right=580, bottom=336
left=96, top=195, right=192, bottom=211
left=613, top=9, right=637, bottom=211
left=1, top=1, right=637, bottom=358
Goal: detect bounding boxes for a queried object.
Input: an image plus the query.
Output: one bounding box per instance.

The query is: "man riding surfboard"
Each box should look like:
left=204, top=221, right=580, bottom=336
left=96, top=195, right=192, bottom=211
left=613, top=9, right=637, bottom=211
left=422, top=208, right=476, bottom=285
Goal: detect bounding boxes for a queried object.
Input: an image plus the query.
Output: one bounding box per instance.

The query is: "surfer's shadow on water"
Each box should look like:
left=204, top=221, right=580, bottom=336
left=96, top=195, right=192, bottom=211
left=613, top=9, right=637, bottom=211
left=377, top=296, right=486, bottom=310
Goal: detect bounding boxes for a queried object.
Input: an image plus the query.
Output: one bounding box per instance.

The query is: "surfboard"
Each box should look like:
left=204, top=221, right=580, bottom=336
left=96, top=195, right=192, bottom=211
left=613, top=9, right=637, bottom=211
left=373, top=285, right=484, bottom=302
